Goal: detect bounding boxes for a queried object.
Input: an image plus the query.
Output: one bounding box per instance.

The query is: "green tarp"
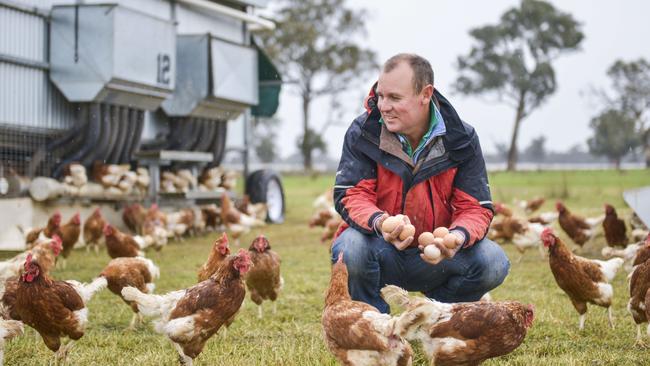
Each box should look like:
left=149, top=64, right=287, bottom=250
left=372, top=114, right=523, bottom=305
left=252, top=40, right=282, bottom=117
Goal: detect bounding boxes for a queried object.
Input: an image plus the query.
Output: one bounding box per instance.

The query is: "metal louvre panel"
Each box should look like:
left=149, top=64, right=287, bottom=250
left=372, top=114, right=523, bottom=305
left=211, top=38, right=258, bottom=105
left=0, top=62, right=76, bottom=130
left=0, top=3, right=46, bottom=62
left=176, top=4, right=244, bottom=44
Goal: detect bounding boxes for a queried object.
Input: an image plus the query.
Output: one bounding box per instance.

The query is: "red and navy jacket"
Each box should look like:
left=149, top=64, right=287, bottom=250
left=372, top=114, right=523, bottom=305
left=333, top=86, right=494, bottom=248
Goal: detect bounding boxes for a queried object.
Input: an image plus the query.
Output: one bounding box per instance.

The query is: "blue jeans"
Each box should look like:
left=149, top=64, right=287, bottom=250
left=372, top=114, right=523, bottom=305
left=331, top=228, right=510, bottom=313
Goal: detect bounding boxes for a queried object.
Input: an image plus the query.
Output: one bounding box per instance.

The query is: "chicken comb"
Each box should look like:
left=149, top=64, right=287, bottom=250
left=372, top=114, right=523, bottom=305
left=50, top=235, right=63, bottom=255
left=51, top=234, right=62, bottom=247
left=236, top=248, right=250, bottom=258
left=24, top=253, right=33, bottom=267
left=51, top=211, right=62, bottom=223
left=216, top=233, right=229, bottom=249
left=540, top=228, right=556, bottom=246
left=102, top=223, right=113, bottom=235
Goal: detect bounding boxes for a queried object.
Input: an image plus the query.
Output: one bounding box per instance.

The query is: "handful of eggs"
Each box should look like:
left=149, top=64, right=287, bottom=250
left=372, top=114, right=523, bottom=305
left=418, top=227, right=459, bottom=260
left=381, top=214, right=415, bottom=240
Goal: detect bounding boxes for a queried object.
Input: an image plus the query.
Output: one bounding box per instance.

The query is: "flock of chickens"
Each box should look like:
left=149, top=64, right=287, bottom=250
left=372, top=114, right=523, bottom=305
left=0, top=194, right=278, bottom=365
left=489, top=198, right=650, bottom=343
left=2, top=185, right=649, bottom=365
left=310, top=190, right=650, bottom=365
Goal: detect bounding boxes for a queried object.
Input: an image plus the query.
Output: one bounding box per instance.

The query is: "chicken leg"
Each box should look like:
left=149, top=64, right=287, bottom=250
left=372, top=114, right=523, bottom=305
left=127, top=313, right=144, bottom=331
left=173, top=342, right=193, bottom=366
left=54, top=340, right=75, bottom=364
left=571, top=300, right=588, bottom=330
left=607, top=307, right=615, bottom=329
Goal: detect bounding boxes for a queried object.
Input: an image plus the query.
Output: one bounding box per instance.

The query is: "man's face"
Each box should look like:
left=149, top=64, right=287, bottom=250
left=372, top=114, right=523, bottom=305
left=376, top=62, right=431, bottom=136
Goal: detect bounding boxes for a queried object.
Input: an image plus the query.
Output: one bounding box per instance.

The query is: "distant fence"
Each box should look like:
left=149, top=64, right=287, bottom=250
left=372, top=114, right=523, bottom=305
left=221, top=160, right=647, bottom=175
left=485, top=162, right=646, bottom=171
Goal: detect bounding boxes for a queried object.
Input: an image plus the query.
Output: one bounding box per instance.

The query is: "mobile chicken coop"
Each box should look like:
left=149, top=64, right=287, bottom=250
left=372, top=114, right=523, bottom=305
left=0, top=0, right=285, bottom=249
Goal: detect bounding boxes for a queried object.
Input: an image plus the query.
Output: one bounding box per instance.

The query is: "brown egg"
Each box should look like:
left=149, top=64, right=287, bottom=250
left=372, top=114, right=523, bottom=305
left=394, top=214, right=406, bottom=223
left=433, top=227, right=449, bottom=238
left=433, top=237, right=444, bottom=246
left=381, top=216, right=401, bottom=233
left=418, top=232, right=436, bottom=246
left=424, top=245, right=441, bottom=259
left=399, top=224, right=416, bottom=240
left=443, top=233, right=458, bottom=249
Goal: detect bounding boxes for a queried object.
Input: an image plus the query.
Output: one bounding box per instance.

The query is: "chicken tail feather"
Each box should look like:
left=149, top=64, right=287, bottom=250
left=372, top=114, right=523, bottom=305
left=0, top=319, right=23, bottom=341
left=601, top=257, right=624, bottom=281
left=380, top=285, right=411, bottom=308
left=77, top=277, right=107, bottom=304
left=122, top=286, right=162, bottom=317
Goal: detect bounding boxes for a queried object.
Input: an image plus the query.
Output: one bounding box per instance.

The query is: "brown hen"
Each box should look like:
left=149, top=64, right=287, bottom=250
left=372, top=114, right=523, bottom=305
left=122, top=249, right=251, bottom=366
left=245, top=235, right=282, bottom=318
left=322, top=254, right=412, bottom=366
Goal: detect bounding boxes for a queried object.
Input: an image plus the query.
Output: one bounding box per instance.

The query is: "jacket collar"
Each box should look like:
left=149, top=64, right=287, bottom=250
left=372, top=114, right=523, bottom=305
left=379, top=123, right=414, bottom=167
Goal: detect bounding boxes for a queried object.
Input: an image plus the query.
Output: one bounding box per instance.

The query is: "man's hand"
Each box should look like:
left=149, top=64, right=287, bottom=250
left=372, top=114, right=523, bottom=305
left=375, top=213, right=413, bottom=250
left=418, top=231, right=464, bottom=265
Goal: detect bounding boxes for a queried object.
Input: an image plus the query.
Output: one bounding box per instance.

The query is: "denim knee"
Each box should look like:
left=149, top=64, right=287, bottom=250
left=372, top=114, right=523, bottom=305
left=471, top=238, right=510, bottom=291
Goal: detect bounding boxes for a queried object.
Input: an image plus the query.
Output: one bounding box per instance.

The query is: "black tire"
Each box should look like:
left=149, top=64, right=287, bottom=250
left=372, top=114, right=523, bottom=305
left=246, top=169, right=285, bottom=224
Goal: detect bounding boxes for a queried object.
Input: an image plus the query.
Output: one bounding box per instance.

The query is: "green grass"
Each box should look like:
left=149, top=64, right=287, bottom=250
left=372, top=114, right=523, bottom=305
left=4, top=170, right=650, bottom=365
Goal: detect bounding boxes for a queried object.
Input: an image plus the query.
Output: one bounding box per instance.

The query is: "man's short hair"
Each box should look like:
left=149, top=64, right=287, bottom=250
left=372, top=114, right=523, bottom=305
left=383, top=53, right=434, bottom=94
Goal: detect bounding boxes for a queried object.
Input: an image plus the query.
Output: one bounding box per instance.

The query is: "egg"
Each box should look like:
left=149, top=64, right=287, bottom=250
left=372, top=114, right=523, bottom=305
left=433, top=227, right=449, bottom=238
left=443, top=233, right=458, bottom=249
left=399, top=224, right=416, bottom=240
left=381, top=216, right=401, bottom=233
left=394, top=214, right=406, bottom=223
left=418, top=232, right=436, bottom=246
left=423, top=245, right=441, bottom=260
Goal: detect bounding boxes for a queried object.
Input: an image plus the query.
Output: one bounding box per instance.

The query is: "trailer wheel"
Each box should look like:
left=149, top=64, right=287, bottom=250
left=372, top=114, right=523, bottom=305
left=246, top=169, right=285, bottom=224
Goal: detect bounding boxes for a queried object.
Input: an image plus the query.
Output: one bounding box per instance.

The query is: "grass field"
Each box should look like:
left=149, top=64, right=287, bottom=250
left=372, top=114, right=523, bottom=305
left=4, top=170, right=650, bottom=365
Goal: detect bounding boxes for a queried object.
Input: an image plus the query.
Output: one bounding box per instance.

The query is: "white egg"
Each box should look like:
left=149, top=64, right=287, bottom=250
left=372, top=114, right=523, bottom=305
left=424, top=245, right=441, bottom=260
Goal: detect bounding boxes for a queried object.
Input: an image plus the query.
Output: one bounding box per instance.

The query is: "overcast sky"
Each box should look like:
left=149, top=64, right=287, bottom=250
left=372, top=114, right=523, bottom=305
left=270, top=0, right=650, bottom=160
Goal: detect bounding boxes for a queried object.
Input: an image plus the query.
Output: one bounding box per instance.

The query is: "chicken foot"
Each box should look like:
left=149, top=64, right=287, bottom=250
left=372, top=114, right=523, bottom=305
left=126, top=312, right=144, bottom=331
left=173, top=342, right=193, bottom=366
left=54, top=340, right=75, bottom=365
